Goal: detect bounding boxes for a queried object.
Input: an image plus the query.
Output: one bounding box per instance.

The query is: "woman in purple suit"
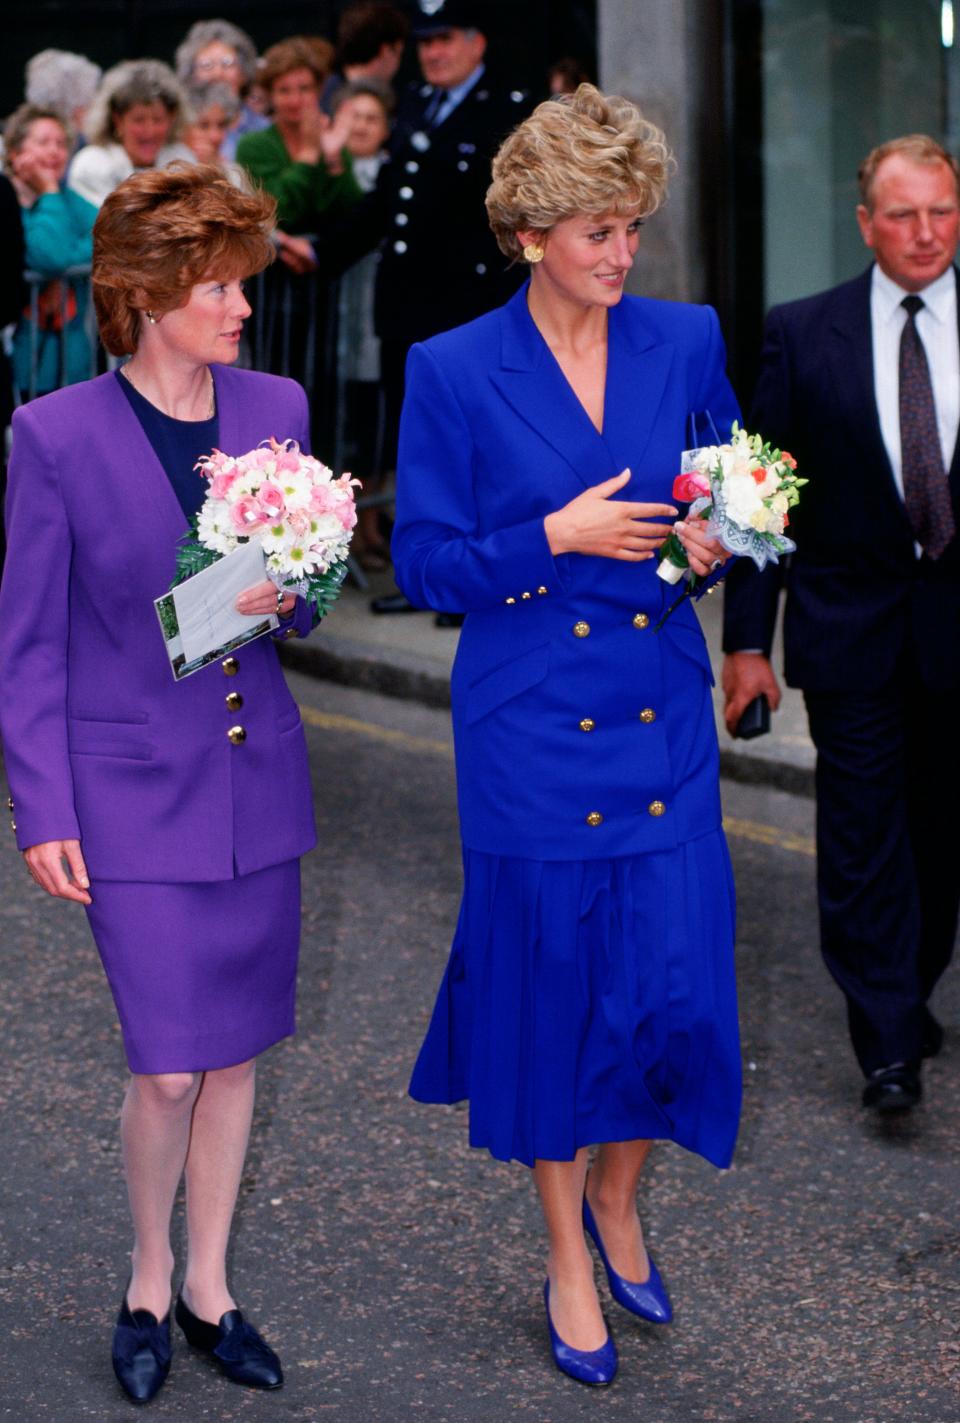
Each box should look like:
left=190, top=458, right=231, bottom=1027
left=0, top=165, right=318, bottom=1404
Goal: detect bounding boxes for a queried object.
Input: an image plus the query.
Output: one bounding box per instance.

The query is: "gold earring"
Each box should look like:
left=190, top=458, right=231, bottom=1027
left=523, top=243, right=544, bottom=264
left=145, top=310, right=157, bottom=324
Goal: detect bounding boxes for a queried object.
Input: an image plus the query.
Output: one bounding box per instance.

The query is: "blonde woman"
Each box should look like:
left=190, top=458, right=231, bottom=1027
left=393, top=85, right=742, bottom=1387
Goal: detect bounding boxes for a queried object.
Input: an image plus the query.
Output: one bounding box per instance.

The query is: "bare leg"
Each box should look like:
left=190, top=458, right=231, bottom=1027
left=586, top=1139, right=653, bottom=1282
left=122, top=1072, right=202, bottom=1318
left=533, top=1150, right=607, bottom=1351
left=181, top=1059, right=257, bottom=1323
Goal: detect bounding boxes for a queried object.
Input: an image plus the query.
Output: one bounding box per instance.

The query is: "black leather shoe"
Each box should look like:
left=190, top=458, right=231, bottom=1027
left=921, top=1009, right=944, bottom=1060
left=112, top=1295, right=172, bottom=1404
left=175, top=1293, right=282, bottom=1389
left=370, top=593, right=416, bottom=613
left=434, top=612, right=465, bottom=628
left=862, top=1062, right=922, bottom=1113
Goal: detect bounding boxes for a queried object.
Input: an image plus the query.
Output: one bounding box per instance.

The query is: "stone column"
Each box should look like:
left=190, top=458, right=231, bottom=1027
left=597, top=0, right=710, bottom=302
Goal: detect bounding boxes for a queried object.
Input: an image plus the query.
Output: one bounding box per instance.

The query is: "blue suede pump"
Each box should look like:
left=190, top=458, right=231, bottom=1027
left=543, top=1280, right=618, bottom=1386
left=582, top=1195, right=673, bottom=1324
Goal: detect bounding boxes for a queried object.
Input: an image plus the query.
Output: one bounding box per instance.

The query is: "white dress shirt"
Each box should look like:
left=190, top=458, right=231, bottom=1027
left=871, top=262, right=960, bottom=501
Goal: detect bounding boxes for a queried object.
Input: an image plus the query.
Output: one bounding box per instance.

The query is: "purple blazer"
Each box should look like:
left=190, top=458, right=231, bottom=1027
left=0, top=364, right=318, bottom=882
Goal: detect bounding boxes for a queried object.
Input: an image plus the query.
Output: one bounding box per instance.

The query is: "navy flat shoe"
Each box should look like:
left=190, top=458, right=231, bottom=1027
left=543, top=1280, right=617, bottom=1386
left=175, top=1293, right=283, bottom=1389
left=582, top=1195, right=673, bottom=1324
left=112, top=1294, right=172, bottom=1404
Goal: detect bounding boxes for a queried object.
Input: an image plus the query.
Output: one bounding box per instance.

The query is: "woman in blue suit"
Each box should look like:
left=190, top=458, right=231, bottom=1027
left=393, top=86, right=742, bottom=1387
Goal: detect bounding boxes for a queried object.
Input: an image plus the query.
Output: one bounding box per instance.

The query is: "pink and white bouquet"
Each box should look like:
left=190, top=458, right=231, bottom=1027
left=172, top=437, right=358, bottom=622
left=657, top=422, right=806, bottom=588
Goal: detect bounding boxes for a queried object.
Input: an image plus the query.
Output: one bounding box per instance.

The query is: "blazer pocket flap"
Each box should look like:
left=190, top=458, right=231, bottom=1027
left=465, top=643, right=550, bottom=724
left=69, top=716, right=153, bottom=761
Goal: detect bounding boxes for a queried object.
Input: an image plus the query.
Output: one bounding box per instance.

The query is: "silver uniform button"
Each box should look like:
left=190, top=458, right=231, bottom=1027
left=511, top=90, right=525, bottom=102
left=457, top=160, right=468, bottom=171
left=411, top=131, right=431, bottom=152
left=475, top=263, right=486, bottom=275
left=405, top=160, right=419, bottom=173
left=393, top=240, right=408, bottom=253
left=399, top=185, right=414, bottom=200
left=395, top=213, right=409, bottom=225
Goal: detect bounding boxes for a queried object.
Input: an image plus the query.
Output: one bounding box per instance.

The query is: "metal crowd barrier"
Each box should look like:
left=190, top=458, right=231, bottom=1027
left=19, top=264, right=101, bottom=403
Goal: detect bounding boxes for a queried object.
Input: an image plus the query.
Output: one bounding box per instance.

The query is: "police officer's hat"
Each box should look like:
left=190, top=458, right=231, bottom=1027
left=410, top=0, right=486, bottom=37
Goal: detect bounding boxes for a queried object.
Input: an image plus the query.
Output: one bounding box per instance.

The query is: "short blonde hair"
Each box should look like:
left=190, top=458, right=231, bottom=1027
left=486, top=84, right=673, bottom=261
left=92, top=163, right=275, bottom=355
left=858, top=134, right=960, bottom=209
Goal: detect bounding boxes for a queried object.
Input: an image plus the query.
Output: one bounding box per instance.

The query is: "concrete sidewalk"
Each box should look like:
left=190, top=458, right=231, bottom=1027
left=282, top=570, right=816, bottom=797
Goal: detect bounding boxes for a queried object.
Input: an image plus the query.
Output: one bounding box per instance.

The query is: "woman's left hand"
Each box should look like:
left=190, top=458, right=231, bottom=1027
left=674, top=519, right=731, bottom=578
left=236, top=580, right=296, bottom=618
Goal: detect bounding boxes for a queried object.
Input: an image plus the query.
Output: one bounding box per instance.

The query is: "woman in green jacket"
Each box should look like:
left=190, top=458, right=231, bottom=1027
left=236, top=36, right=359, bottom=255
left=6, top=104, right=97, bottom=397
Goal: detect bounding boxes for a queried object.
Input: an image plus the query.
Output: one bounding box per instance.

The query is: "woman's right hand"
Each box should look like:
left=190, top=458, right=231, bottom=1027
left=543, top=469, right=677, bottom=560
left=24, top=839, right=92, bottom=905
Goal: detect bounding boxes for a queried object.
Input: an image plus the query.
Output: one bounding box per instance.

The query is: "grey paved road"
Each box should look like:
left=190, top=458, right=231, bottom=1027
left=0, top=672, right=957, bottom=1423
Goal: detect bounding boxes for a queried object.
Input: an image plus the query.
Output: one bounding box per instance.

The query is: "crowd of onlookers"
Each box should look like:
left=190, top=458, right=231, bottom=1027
left=0, top=3, right=593, bottom=574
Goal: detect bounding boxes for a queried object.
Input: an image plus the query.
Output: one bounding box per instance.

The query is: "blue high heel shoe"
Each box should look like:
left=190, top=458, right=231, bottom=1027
left=543, top=1280, right=618, bottom=1386
left=582, top=1195, right=673, bottom=1324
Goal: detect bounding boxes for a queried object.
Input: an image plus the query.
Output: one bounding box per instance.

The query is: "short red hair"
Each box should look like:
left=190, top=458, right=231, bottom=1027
left=92, top=163, right=276, bottom=355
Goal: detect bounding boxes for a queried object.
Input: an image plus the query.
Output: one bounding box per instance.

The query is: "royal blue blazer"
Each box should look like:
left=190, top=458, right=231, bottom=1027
left=393, top=285, right=740, bottom=861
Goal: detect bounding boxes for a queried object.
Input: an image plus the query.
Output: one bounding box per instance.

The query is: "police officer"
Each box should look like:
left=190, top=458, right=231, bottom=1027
left=314, top=0, right=530, bottom=616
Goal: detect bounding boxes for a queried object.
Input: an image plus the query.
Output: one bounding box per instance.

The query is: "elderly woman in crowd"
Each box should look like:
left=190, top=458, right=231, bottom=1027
left=394, top=85, right=742, bottom=1388
left=0, top=164, right=320, bottom=1404
left=4, top=103, right=97, bottom=397
left=183, top=82, right=248, bottom=188
left=237, top=36, right=359, bottom=264
left=174, top=18, right=269, bottom=161
left=25, top=48, right=102, bottom=152
left=68, top=59, right=194, bottom=208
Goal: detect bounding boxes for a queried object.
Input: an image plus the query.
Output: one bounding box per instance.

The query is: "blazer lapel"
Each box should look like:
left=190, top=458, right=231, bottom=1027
left=490, top=287, right=673, bottom=488
left=948, top=266, right=960, bottom=499
left=829, top=268, right=912, bottom=525
left=602, top=299, right=675, bottom=476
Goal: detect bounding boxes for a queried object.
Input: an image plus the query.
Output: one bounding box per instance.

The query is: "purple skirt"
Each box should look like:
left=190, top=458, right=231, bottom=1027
left=85, top=860, right=301, bottom=1074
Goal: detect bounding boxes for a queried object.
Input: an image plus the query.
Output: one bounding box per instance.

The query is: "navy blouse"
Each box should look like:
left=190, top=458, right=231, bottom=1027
left=116, top=369, right=219, bottom=523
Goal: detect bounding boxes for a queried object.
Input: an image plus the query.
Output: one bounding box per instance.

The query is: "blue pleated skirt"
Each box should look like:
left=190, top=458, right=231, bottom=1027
left=409, top=831, right=741, bottom=1169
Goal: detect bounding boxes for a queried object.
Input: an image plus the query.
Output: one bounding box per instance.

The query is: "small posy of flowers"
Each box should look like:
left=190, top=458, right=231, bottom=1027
left=172, top=438, right=358, bottom=622
left=654, top=423, right=807, bottom=628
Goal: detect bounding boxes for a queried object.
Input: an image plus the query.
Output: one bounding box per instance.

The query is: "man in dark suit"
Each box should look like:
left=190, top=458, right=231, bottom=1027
left=722, top=135, right=960, bottom=1113
left=313, top=0, right=529, bottom=617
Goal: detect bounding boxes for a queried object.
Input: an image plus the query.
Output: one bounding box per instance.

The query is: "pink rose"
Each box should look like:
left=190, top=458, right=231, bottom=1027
left=258, top=482, right=286, bottom=518
left=210, top=468, right=241, bottom=499
left=673, top=470, right=710, bottom=502
left=231, top=496, right=270, bottom=532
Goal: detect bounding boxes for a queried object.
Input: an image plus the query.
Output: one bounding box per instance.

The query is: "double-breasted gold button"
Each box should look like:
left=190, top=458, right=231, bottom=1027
left=537, top=586, right=548, bottom=595
left=573, top=620, right=591, bottom=638
left=648, top=800, right=666, bottom=817
left=632, top=613, right=650, bottom=630
left=6, top=797, right=12, bottom=812
left=586, top=811, right=603, bottom=827
left=227, top=725, right=247, bottom=745
left=640, top=708, right=656, bottom=723
left=505, top=596, right=516, bottom=605
left=222, top=656, right=239, bottom=676
left=521, top=590, right=532, bottom=600
left=579, top=718, right=595, bottom=732
left=226, top=691, right=243, bottom=711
